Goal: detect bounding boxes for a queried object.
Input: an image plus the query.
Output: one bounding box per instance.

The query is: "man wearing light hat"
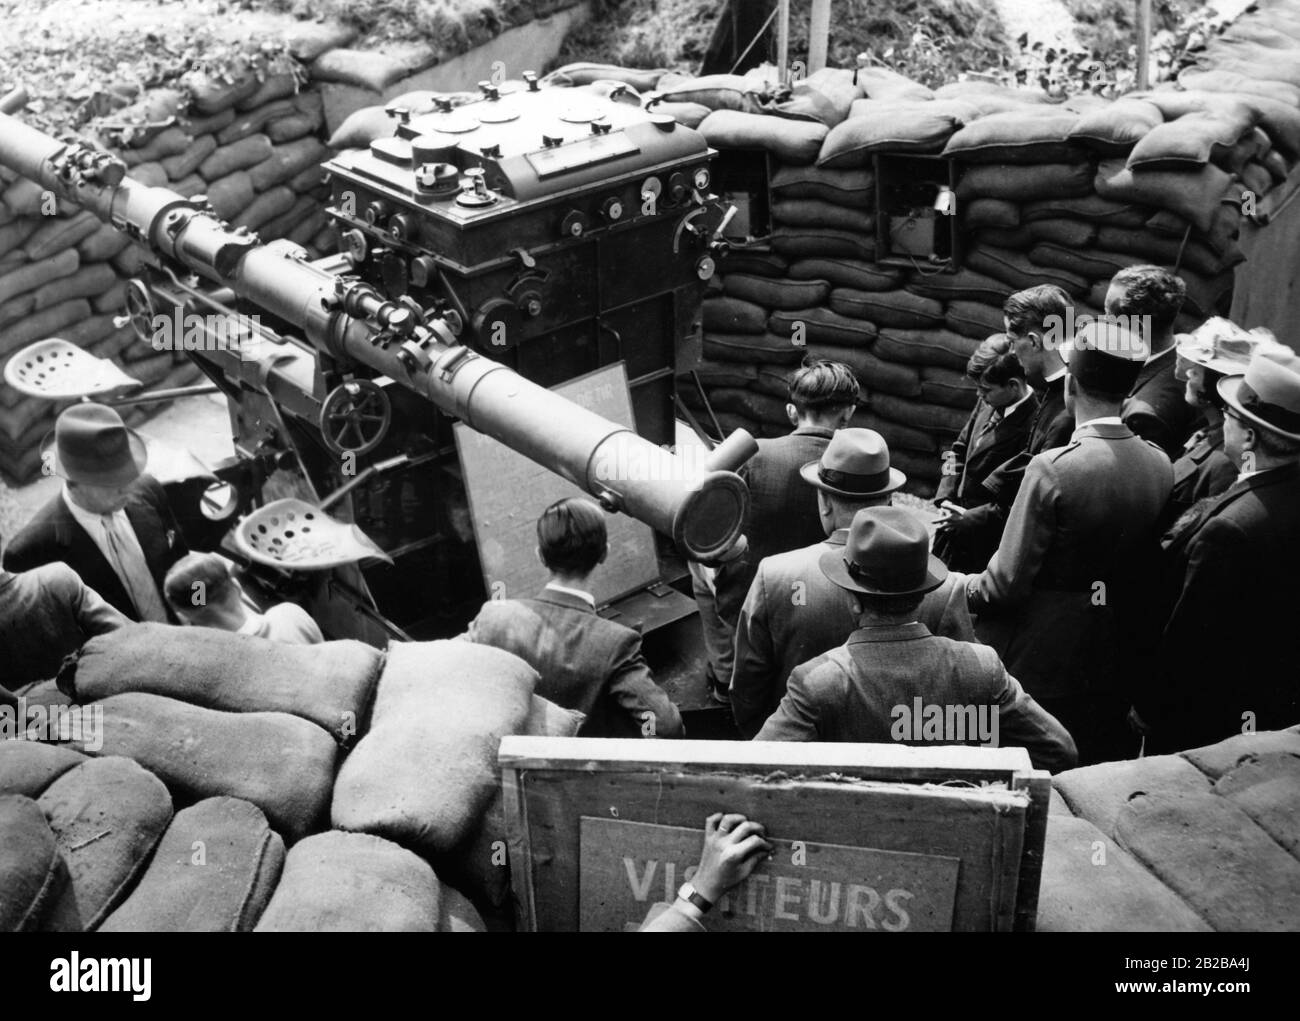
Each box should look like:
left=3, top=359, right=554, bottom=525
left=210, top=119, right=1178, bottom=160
left=966, top=319, right=1173, bottom=764
left=1134, top=343, right=1300, bottom=751
left=755, top=505, right=1076, bottom=773
left=3, top=403, right=188, bottom=623
left=730, top=428, right=975, bottom=738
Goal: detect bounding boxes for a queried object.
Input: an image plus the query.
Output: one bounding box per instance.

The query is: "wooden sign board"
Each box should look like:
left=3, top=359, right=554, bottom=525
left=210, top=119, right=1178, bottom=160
left=501, top=738, right=1051, bottom=932
left=454, top=362, right=661, bottom=607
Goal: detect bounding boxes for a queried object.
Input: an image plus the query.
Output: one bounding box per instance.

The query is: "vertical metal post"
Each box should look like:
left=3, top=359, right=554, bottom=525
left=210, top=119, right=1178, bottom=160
left=777, top=0, right=790, bottom=81
left=808, top=0, right=831, bottom=73
left=1136, top=0, right=1153, bottom=90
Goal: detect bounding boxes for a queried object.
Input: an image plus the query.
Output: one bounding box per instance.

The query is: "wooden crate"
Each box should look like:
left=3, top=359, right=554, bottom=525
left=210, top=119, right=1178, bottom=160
left=501, top=738, right=1050, bottom=932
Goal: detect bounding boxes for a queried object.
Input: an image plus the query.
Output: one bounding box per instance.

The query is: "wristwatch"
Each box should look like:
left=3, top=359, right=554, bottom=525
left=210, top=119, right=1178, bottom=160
left=676, top=882, right=713, bottom=914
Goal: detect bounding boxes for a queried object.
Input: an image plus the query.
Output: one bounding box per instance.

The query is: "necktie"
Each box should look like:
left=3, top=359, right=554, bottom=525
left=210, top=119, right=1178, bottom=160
left=100, top=513, right=169, bottom=623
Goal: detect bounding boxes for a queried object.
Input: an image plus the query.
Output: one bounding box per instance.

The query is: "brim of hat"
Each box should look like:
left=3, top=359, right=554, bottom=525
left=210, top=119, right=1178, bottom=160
left=1218, top=375, right=1300, bottom=442
left=1174, top=339, right=1247, bottom=378
left=39, top=427, right=148, bottom=487
left=818, top=545, right=948, bottom=597
left=798, top=459, right=907, bottom=498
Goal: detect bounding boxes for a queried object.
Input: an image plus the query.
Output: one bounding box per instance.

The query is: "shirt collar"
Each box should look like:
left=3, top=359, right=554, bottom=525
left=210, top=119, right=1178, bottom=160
left=998, top=389, right=1034, bottom=419
left=792, top=424, right=836, bottom=438
left=62, top=484, right=125, bottom=532
left=543, top=581, right=596, bottom=609
left=1043, top=364, right=1068, bottom=385
left=1078, top=415, right=1124, bottom=428
left=846, top=622, right=931, bottom=643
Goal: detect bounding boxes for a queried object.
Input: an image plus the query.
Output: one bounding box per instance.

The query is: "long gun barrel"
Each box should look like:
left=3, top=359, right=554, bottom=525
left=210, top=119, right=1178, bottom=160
left=0, top=111, right=748, bottom=561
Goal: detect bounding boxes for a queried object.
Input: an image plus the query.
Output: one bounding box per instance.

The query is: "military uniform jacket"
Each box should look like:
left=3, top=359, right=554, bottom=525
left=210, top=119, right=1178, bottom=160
left=1139, top=462, right=1300, bottom=751
left=968, top=420, right=1173, bottom=699
left=1122, top=347, right=1200, bottom=460
left=465, top=587, right=683, bottom=738
left=1162, top=423, right=1236, bottom=532
left=730, top=526, right=976, bottom=738
left=754, top=622, right=1077, bottom=773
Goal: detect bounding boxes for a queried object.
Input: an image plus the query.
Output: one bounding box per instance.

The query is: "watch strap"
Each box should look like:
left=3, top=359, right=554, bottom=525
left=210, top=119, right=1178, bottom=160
left=678, top=882, right=713, bottom=914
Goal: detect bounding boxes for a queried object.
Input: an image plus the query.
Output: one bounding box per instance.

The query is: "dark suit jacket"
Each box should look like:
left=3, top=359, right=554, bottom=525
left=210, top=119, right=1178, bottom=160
left=714, top=425, right=834, bottom=624
left=1123, top=348, right=1200, bottom=460
left=465, top=587, right=684, bottom=738
left=1162, top=423, right=1236, bottom=532
left=0, top=564, right=128, bottom=689
left=970, top=421, right=1172, bottom=701
left=1138, top=462, right=1300, bottom=751
left=754, top=622, right=1077, bottom=773
left=730, top=525, right=976, bottom=738
left=2, top=476, right=187, bottom=623
left=934, top=394, right=1037, bottom=572
left=979, top=374, right=1073, bottom=513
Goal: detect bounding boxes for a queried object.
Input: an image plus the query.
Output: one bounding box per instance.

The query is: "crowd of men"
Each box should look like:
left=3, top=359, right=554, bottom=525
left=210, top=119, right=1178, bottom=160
left=2, top=263, right=1297, bottom=771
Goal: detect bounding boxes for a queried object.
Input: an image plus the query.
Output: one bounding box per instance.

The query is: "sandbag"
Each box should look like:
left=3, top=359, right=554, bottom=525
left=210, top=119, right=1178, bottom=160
left=330, top=641, right=535, bottom=856
left=0, top=742, right=87, bottom=798
left=38, top=756, right=172, bottom=931
left=0, top=299, right=91, bottom=359
left=771, top=68, right=862, bottom=127
left=1054, top=755, right=1210, bottom=839
left=248, top=138, right=330, bottom=192
left=1176, top=67, right=1300, bottom=109
left=854, top=67, right=933, bottom=102
left=654, top=74, right=765, bottom=113
left=0, top=214, right=41, bottom=257
left=198, top=134, right=274, bottom=180
left=886, top=445, right=942, bottom=484
left=439, top=882, right=488, bottom=933
left=2, top=179, right=67, bottom=218
left=1020, top=194, right=1149, bottom=226
left=851, top=408, right=939, bottom=453
left=703, top=294, right=767, bottom=334
left=1095, top=225, right=1239, bottom=278
left=908, top=267, right=1010, bottom=307
left=185, top=71, right=261, bottom=115
left=1049, top=787, right=1073, bottom=816
left=259, top=194, right=322, bottom=242
left=255, top=831, right=441, bottom=932
left=30, top=261, right=118, bottom=311
left=699, top=110, right=827, bottom=165
left=328, top=105, right=396, bottom=150
left=22, top=210, right=101, bottom=261
left=709, top=387, right=788, bottom=425
left=965, top=245, right=1090, bottom=298
left=768, top=306, right=877, bottom=347
left=233, top=185, right=296, bottom=231
left=1028, top=243, right=1146, bottom=281
left=722, top=273, right=830, bottom=310
left=750, top=363, right=797, bottom=399
left=0, top=795, right=65, bottom=931
left=933, top=81, right=1050, bottom=105
left=944, top=299, right=1006, bottom=340
left=681, top=359, right=758, bottom=388
left=787, top=257, right=900, bottom=292
left=74, top=693, right=336, bottom=842
left=770, top=164, right=874, bottom=206
left=963, top=197, right=1020, bottom=229
left=1127, top=112, right=1255, bottom=171
left=215, top=99, right=299, bottom=146
left=720, top=249, right=787, bottom=278
left=1069, top=99, right=1164, bottom=154
left=1116, top=789, right=1300, bottom=931
left=920, top=364, right=978, bottom=409
left=77, top=222, right=132, bottom=262
left=873, top=327, right=981, bottom=372
left=179, top=106, right=236, bottom=137
left=1212, top=753, right=1300, bottom=860
left=0, top=292, right=35, bottom=331
left=944, top=110, right=1085, bottom=164
left=1037, top=815, right=1211, bottom=932
left=1179, top=729, right=1300, bottom=779
left=818, top=100, right=977, bottom=166
left=64, top=623, right=381, bottom=746
left=771, top=197, right=874, bottom=233
left=121, top=126, right=190, bottom=165
left=770, top=226, right=875, bottom=261
left=1094, top=157, right=1235, bottom=234
left=806, top=343, right=921, bottom=398
left=237, top=72, right=299, bottom=111
left=829, top=287, right=943, bottom=329
left=956, top=162, right=1095, bottom=202
left=547, top=62, right=667, bottom=94
left=99, top=796, right=284, bottom=932
left=204, top=170, right=256, bottom=221
left=159, top=134, right=218, bottom=180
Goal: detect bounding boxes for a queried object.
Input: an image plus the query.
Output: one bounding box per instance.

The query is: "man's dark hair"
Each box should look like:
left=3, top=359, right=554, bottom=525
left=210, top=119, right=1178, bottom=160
left=1003, top=284, right=1072, bottom=338
left=1249, top=423, right=1300, bottom=459
left=858, top=591, right=925, bottom=617
left=789, top=358, right=860, bottom=415
left=966, top=334, right=1025, bottom=386
left=537, top=497, right=607, bottom=577
left=1107, top=265, right=1186, bottom=335
left=1072, top=377, right=1130, bottom=404
left=164, top=552, right=237, bottom=609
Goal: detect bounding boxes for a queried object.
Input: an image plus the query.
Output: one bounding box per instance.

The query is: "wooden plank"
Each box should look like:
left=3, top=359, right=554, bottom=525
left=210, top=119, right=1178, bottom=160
left=501, top=765, right=537, bottom=932
left=1012, top=770, right=1052, bottom=932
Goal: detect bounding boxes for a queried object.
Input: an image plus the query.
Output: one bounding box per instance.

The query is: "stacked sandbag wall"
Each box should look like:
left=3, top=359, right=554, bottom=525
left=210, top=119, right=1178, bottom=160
left=0, top=69, right=334, bottom=484
left=0, top=624, right=584, bottom=931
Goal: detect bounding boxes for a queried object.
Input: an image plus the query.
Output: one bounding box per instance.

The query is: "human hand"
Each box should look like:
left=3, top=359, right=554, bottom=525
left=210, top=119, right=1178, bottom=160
left=691, top=812, right=773, bottom=903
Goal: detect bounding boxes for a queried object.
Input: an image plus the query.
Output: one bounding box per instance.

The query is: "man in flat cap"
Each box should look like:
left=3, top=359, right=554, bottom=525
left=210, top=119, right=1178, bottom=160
left=3, top=403, right=188, bottom=623
left=967, top=319, right=1173, bottom=764
left=1133, top=343, right=1300, bottom=752
left=756, top=506, right=1075, bottom=774
left=730, top=428, right=974, bottom=738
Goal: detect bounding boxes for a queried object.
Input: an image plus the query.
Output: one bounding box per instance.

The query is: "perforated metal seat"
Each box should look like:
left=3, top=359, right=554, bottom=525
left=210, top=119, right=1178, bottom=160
left=232, top=498, right=392, bottom=570
left=3, top=338, right=141, bottom=400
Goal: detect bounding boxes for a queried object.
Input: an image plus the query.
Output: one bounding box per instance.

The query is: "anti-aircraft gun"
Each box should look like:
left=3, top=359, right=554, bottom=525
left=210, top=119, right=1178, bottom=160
left=0, top=79, right=754, bottom=693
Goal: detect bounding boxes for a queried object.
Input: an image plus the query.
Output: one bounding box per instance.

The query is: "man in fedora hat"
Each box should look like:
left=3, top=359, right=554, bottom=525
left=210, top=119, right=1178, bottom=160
left=1133, top=343, right=1300, bottom=752
left=755, top=506, right=1076, bottom=773
left=730, top=428, right=975, bottom=738
left=3, top=403, right=188, bottom=623
left=693, top=359, right=861, bottom=702
left=967, top=320, right=1173, bottom=764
